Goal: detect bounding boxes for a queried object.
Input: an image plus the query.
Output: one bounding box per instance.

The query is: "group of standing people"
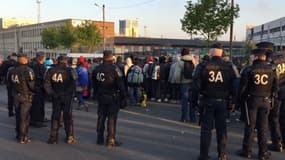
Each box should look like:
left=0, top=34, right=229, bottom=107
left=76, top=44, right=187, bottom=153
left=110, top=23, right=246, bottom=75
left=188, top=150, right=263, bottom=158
left=193, top=41, right=285, bottom=160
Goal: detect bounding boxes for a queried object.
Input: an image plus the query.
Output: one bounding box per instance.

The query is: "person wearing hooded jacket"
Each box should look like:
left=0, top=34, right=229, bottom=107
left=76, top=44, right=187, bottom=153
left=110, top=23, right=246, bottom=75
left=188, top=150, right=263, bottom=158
left=173, top=48, right=196, bottom=122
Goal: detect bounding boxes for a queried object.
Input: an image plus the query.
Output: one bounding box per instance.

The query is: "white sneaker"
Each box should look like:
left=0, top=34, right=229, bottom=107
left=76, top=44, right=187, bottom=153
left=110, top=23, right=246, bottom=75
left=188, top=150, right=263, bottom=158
left=157, top=99, right=161, bottom=102
left=163, top=98, right=168, bottom=102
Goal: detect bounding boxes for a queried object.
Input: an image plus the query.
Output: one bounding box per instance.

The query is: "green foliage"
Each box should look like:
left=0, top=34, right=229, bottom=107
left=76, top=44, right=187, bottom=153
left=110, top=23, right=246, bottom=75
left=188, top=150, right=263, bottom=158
left=41, top=27, right=59, bottom=49
left=246, top=40, right=256, bottom=53
left=58, top=22, right=76, bottom=49
left=41, top=21, right=102, bottom=52
left=181, top=0, right=239, bottom=44
left=74, top=21, right=102, bottom=53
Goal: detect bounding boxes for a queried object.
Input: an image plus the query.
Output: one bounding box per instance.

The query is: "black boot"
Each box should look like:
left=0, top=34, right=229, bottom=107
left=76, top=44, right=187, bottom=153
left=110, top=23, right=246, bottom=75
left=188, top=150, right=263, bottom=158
left=47, top=121, right=59, bottom=144
left=237, top=149, right=252, bottom=159
left=258, top=152, right=271, bottom=160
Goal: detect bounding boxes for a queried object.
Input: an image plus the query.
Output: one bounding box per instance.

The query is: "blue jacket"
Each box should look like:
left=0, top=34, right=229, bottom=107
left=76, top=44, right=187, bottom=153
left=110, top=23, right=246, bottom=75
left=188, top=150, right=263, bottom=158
left=76, top=66, right=89, bottom=87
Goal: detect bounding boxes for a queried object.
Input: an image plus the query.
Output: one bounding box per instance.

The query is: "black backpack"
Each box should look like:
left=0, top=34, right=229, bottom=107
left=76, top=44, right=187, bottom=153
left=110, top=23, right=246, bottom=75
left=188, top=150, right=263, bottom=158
left=147, top=63, right=154, bottom=78
left=183, top=60, right=194, bottom=79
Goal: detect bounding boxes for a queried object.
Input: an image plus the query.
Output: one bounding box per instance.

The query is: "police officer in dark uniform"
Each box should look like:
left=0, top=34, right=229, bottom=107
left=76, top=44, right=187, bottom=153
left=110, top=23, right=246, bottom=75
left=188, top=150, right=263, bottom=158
left=256, top=42, right=283, bottom=152
left=0, top=53, right=18, bottom=117
left=44, top=55, right=78, bottom=144
left=30, top=52, right=47, bottom=128
left=93, top=50, right=127, bottom=147
left=193, top=43, right=238, bottom=160
left=7, top=54, right=35, bottom=144
left=237, top=48, right=278, bottom=160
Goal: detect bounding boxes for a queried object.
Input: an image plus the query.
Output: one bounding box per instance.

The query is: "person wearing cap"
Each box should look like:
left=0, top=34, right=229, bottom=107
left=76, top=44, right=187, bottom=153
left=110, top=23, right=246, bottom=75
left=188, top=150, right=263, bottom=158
left=7, top=54, right=35, bottom=144
left=29, top=52, right=48, bottom=128
left=93, top=50, right=127, bottom=147
left=44, top=55, right=78, bottom=144
left=0, top=53, right=18, bottom=117
left=256, top=41, right=283, bottom=152
left=193, top=43, right=239, bottom=160
left=237, top=48, right=278, bottom=160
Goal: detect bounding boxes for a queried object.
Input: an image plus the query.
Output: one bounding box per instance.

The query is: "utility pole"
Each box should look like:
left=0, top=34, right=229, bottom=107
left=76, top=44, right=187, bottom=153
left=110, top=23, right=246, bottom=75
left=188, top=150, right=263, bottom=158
left=95, top=3, right=105, bottom=51
left=36, top=0, right=41, bottom=23
left=229, top=0, right=234, bottom=59
left=103, top=4, right=105, bottom=50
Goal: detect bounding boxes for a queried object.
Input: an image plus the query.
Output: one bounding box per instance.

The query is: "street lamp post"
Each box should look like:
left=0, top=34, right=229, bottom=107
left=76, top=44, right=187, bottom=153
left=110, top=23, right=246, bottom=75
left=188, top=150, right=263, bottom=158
left=229, top=0, right=234, bottom=59
left=95, top=3, right=106, bottom=51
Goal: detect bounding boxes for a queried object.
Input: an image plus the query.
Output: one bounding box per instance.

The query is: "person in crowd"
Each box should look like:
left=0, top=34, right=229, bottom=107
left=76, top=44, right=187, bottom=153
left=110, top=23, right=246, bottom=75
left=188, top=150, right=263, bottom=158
left=29, top=52, right=48, bottom=128
left=44, top=55, right=78, bottom=144
left=158, top=56, right=169, bottom=102
left=8, top=54, right=35, bottom=144
left=0, top=53, right=18, bottom=117
left=193, top=43, right=239, bottom=160
left=126, top=57, right=143, bottom=106
left=237, top=48, right=278, bottom=160
left=174, top=48, right=195, bottom=122
left=150, top=57, right=161, bottom=102
left=75, top=61, right=89, bottom=111
left=93, top=50, right=127, bottom=147
left=143, top=56, right=155, bottom=99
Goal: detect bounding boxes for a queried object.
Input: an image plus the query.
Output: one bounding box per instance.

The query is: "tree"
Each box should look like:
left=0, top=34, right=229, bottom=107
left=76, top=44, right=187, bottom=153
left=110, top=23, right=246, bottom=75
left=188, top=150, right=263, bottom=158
left=58, top=22, right=76, bottom=49
left=41, top=27, right=59, bottom=49
left=74, top=21, right=102, bottom=53
left=41, top=21, right=102, bottom=52
left=181, top=0, right=239, bottom=45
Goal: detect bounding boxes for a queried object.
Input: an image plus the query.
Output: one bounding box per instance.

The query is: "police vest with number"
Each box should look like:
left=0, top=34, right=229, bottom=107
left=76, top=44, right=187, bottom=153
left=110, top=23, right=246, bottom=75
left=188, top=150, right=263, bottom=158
left=202, top=61, right=231, bottom=98
left=248, top=64, right=274, bottom=97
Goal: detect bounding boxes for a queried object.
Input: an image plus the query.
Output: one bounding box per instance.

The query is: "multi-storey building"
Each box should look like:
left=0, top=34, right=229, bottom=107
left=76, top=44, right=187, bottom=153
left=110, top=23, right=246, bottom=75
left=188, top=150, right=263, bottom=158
left=0, top=18, right=114, bottom=58
left=246, top=17, right=285, bottom=50
left=119, top=19, right=138, bottom=37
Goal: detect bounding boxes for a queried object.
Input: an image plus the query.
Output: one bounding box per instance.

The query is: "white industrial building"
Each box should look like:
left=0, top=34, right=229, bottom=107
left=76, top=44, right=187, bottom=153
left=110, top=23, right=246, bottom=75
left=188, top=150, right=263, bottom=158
left=246, top=17, right=285, bottom=51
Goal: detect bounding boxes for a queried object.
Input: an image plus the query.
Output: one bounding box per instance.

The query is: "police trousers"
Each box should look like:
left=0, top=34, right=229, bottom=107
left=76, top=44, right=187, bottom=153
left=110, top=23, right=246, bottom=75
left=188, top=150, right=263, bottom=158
left=14, top=94, right=32, bottom=139
left=242, top=97, right=270, bottom=155
left=199, top=98, right=227, bottom=158
left=30, top=90, right=45, bottom=122
left=268, top=97, right=282, bottom=145
left=97, top=94, right=120, bottom=142
left=49, top=94, right=74, bottom=139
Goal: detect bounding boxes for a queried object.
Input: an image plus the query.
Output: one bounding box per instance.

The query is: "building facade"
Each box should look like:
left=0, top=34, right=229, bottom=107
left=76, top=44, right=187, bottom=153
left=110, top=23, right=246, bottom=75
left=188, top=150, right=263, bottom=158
left=119, top=19, right=138, bottom=37
left=246, top=17, right=285, bottom=50
left=0, top=18, right=115, bottom=58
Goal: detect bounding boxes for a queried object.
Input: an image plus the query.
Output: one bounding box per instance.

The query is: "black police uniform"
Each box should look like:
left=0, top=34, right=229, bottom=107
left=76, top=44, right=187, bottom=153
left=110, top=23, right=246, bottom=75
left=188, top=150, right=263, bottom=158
left=30, top=59, right=47, bottom=127
left=256, top=41, right=283, bottom=151
left=93, top=61, right=126, bottom=146
left=193, top=56, right=238, bottom=160
left=267, top=55, right=284, bottom=151
left=8, top=60, right=35, bottom=143
left=275, top=55, right=285, bottom=147
left=44, top=60, right=78, bottom=144
left=238, top=50, right=278, bottom=159
left=0, top=58, right=18, bottom=117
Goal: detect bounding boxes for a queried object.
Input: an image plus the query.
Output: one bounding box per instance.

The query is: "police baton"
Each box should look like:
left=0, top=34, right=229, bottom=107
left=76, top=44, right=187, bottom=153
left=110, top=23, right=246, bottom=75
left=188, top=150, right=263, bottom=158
left=244, top=102, right=250, bottom=126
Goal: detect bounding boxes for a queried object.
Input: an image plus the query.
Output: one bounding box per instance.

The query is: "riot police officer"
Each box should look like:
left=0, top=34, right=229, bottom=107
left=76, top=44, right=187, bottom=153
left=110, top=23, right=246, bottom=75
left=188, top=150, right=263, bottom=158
left=30, top=52, right=47, bottom=128
left=237, top=48, right=278, bottom=160
left=0, top=53, right=18, bottom=117
left=193, top=43, right=239, bottom=160
left=93, top=50, right=126, bottom=147
left=257, top=42, right=283, bottom=152
left=7, top=54, right=35, bottom=144
left=44, top=55, right=78, bottom=144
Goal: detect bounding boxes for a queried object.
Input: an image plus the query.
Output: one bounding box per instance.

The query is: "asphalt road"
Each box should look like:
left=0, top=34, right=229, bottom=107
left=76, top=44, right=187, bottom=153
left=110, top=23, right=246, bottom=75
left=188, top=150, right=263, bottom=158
left=0, top=85, right=284, bottom=160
